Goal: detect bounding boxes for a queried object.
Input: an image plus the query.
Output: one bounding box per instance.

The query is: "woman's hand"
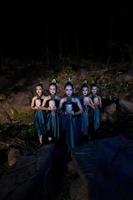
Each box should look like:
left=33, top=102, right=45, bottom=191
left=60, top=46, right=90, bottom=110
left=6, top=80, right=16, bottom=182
left=35, top=106, right=40, bottom=110
left=48, top=106, right=57, bottom=111
left=52, top=106, right=57, bottom=111
left=65, top=110, right=74, bottom=116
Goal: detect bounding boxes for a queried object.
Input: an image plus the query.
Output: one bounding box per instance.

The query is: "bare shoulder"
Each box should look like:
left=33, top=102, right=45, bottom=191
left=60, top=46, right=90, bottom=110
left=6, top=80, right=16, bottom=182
left=31, top=96, right=37, bottom=107
left=41, top=95, right=46, bottom=99
left=60, top=97, right=65, bottom=102
left=32, top=96, right=37, bottom=100
left=44, top=95, right=51, bottom=101
left=60, top=97, right=66, bottom=103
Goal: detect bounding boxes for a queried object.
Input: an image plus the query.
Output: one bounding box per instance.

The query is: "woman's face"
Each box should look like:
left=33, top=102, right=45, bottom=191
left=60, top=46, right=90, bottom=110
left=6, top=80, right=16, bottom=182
left=49, top=85, right=56, bottom=95
left=36, top=86, right=43, bottom=96
left=82, top=87, right=88, bottom=96
left=65, top=85, right=73, bottom=97
left=91, top=86, right=97, bottom=95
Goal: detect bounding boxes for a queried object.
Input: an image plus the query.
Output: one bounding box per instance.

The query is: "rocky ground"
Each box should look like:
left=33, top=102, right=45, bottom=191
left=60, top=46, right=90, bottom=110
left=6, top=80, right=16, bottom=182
left=73, top=135, right=133, bottom=200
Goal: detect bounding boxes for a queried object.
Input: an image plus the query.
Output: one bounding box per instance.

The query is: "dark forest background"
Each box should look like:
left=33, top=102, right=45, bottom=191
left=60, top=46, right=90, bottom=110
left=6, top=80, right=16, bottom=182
left=1, top=3, right=133, bottom=64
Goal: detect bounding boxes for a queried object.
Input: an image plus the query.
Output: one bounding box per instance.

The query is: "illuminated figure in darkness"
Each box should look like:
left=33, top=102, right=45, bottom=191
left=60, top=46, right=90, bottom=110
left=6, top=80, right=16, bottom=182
left=80, top=80, right=95, bottom=139
left=42, top=79, right=60, bottom=142
left=59, top=79, right=83, bottom=150
left=31, top=83, right=46, bottom=144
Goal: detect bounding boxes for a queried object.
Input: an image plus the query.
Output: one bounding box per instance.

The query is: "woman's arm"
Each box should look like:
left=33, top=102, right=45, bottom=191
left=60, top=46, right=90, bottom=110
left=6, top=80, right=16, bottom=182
left=41, top=98, right=47, bottom=109
left=41, top=96, right=51, bottom=111
left=31, top=97, right=38, bottom=110
left=59, top=97, right=67, bottom=114
left=74, top=98, right=83, bottom=115
left=98, top=96, right=102, bottom=108
left=59, top=98, right=66, bottom=109
left=89, top=98, right=95, bottom=109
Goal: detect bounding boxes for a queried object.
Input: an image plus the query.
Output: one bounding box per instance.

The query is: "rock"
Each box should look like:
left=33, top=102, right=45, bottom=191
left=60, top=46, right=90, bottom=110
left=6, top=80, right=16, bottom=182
left=101, top=112, right=108, bottom=122
left=119, top=92, right=133, bottom=102
left=122, top=74, right=133, bottom=83
left=116, top=74, right=133, bottom=83
left=0, top=106, right=12, bottom=123
left=0, top=142, right=10, bottom=150
left=8, top=147, right=21, bottom=166
left=119, top=99, right=133, bottom=113
left=0, top=94, right=6, bottom=101
left=0, top=91, right=32, bottom=122
left=7, top=91, right=32, bottom=106
left=70, top=176, right=88, bottom=200
left=101, top=103, right=117, bottom=123
left=104, top=103, right=116, bottom=114
left=1, top=103, right=15, bottom=121
left=69, top=159, right=89, bottom=200
left=0, top=144, right=55, bottom=200
left=73, top=136, right=133, bottom=200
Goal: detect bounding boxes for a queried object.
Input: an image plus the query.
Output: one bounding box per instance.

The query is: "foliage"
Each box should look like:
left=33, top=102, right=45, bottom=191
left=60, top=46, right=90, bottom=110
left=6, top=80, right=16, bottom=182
left=14, top=111, right=33, bottom=123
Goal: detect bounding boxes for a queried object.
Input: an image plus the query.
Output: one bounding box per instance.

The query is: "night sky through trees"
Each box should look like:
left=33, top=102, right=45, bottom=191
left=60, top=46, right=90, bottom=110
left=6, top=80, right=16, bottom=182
left=1, top=4, right=133, bottom=62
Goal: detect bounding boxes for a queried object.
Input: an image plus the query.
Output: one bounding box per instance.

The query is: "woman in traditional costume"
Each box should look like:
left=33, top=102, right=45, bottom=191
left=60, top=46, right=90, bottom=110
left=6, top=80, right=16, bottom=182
left=59, top=79, right=83, bottom=150
left=80, top=80, right=95, bottom=139
left=42, top=79, right=60, bottom=142
left=31, top=83, right=46, bottom=144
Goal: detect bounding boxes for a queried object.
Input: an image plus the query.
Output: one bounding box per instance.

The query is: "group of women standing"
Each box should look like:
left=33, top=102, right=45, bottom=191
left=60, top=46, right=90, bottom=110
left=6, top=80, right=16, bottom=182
left=31, top=79, right=102, bottom=151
